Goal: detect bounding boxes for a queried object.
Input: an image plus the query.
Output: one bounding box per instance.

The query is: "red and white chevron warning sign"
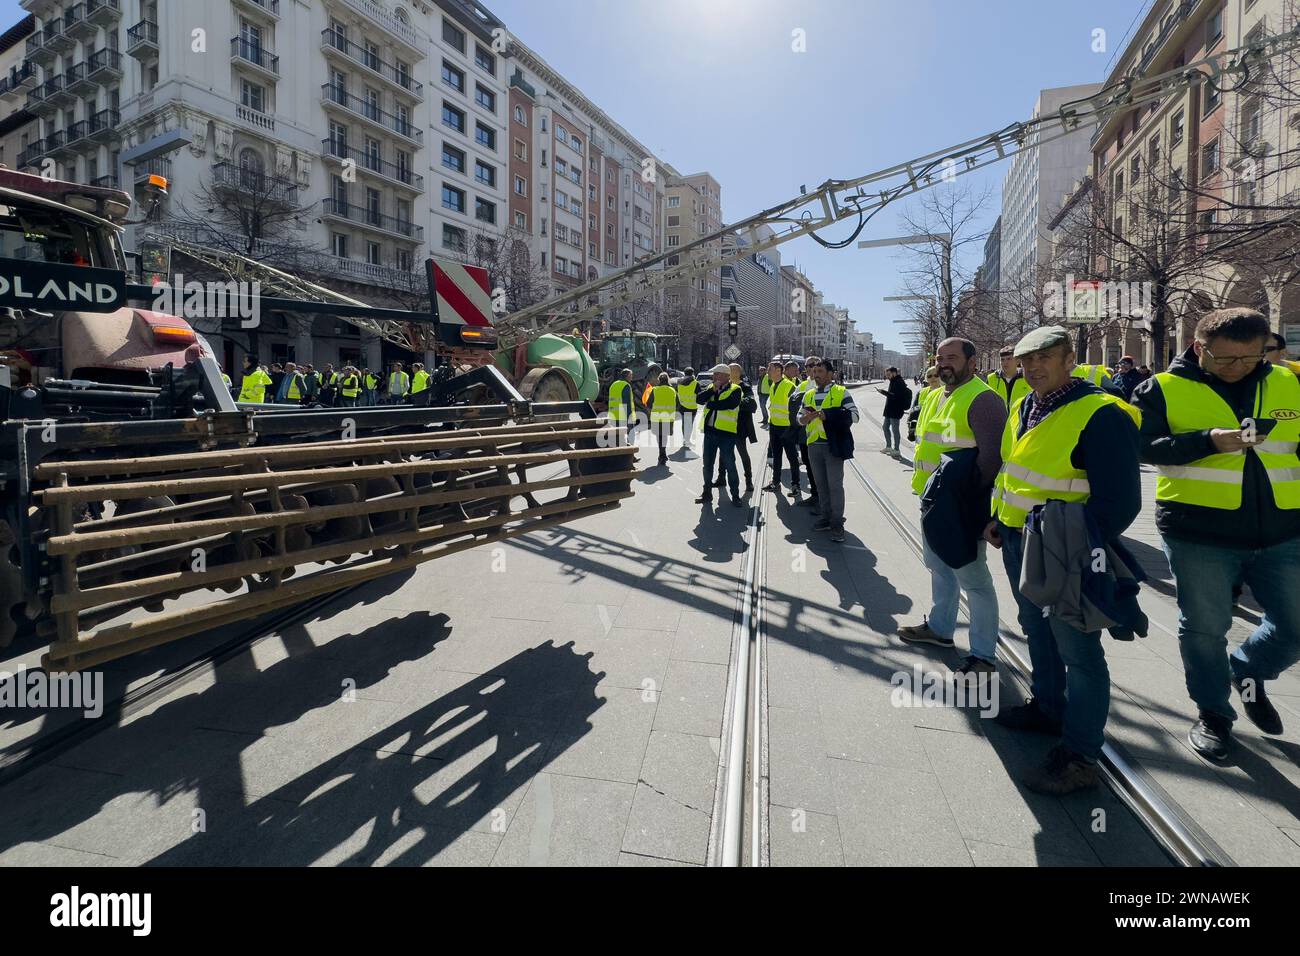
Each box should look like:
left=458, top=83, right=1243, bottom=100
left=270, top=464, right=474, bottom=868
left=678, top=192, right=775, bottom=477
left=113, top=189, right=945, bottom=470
left=429, top=257, right=493, bottom=327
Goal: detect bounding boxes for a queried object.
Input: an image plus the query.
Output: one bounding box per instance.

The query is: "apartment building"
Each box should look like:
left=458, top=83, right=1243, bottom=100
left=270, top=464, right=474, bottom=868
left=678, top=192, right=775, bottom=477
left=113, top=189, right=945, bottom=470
left=1090, top=0, right=1300, bottom=365
left=0, top=15, right=37, bottom=175
left=720, top=223, right=780, bottom=365
left=663, top=170, right=721, bottom=364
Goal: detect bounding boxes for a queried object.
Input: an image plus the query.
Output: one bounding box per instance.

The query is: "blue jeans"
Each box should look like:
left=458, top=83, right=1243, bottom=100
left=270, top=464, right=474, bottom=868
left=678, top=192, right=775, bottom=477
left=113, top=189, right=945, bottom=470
left=1162, top=534, right=1300, bottom=723
left=921, top=534, right=999, bottom=663
left=702, top=431, right=738, bottom=498
left=1000, top=523, right=1110, bottom=761
left=883, top=416, right=901, bottom=451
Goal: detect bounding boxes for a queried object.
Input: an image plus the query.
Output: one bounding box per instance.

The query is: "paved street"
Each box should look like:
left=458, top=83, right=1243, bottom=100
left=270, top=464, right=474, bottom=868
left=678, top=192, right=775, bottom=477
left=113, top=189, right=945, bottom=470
left=5, top=387, right=1295, bottom=866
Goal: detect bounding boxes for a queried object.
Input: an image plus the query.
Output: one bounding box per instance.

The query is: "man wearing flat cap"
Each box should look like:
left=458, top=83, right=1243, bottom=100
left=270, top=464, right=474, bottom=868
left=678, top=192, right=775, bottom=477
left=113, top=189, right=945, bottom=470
left=694, top=363, right=745, bottom=507
left=984, top=325, right=1142, bottom=795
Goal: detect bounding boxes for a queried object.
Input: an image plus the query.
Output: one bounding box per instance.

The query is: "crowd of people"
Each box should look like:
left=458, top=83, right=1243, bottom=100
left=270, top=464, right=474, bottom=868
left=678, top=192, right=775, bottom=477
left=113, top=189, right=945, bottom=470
left=877, top=310, right=1298, bottom=797
left=226, top=357, right=437, bottom=407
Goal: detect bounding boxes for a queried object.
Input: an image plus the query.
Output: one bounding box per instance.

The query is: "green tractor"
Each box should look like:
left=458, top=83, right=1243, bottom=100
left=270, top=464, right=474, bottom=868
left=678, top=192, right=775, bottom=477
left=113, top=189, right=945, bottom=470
left=591, top=329, right=677, bottom=408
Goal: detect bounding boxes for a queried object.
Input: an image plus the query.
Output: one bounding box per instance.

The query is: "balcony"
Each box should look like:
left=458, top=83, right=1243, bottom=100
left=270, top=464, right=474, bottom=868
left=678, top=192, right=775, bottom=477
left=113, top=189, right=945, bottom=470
left=8, top=62, right=38, bottom=94
left=46, top=72, right=76, bottom=108
left=43, top=129, right=69, bottom=157
left=231, top=37, right=279, bottom=80
left=64, top=118, right=90, bottom=148
left=328, top=0, right=425, bottom=58
left=320, top=83, right=421, bottom=146
left=88, top=108, right=119, bottom=142
left=16, top=140, right=44, bottom=170
left=320, top=137, right=425, bottom=193
left=235, top=104, right=275, bottom=132
left=26, top=31, right=53, bottom=67
left=211, top=161, right=299, bottom=206
left=324, top=254, right=418, bottom=288
left=27, top=76, right=62, bottom=115
left=321, top=198, right=423, bottom=242
left=87, top=48, right=123, bottom=82
left=132, top=156, right=172, bottom=184
left=319, top=29, right=424, bottom=101
left=233, top=0, right=280, bottom=21
left=126, top=20, right=158, bottom=60
left=45, top=18, right=74, bottom=55
left=85, top=0, right=122, bottom=28
left=65, top=61, right=95, bottom=96
left=65, top=4, right=95, bottom=42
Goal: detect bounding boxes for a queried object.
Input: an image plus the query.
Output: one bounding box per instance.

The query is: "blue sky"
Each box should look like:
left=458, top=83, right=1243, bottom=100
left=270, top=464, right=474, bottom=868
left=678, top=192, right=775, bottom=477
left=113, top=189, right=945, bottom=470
left=0, top=0, right=1150, bottom=351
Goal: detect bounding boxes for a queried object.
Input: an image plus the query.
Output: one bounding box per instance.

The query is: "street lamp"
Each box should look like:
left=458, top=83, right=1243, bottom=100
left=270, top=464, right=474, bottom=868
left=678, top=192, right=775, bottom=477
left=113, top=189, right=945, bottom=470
left=861, top=232, right=954, bottom=335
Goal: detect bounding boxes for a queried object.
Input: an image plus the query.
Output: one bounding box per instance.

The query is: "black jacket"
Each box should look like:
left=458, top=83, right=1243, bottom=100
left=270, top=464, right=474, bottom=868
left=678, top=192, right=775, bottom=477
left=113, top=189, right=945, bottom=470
left=697, top=382, right=744, bottom=435
left=736, top=381, right=758, bottom=444
left=878, top=376, right=912, bottom=419
left=824, top=406, right=855, bottom=460
left=1131, top=348, right=1300, bottom=549
left=921, top=448, right=987, bottom=568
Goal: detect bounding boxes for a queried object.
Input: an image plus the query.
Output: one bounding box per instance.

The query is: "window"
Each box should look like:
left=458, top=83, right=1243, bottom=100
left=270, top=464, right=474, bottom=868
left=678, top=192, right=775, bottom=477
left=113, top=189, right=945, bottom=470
left=556, top=256, right=568, bottom=274
left=442, top=102, right=466, bottom=133
left=475, top=122, right=496, bottom=150
left=367, top=241, right=382, bottom=266
left=667, top=196, right=680, bottom=207
left=1204, top=79, right=1221, bottom=115
left=1241, top=98, right=1261, bottom=145
left=475, top=84, right=495, bottom=113
left=514, top=105, right=527, bottom=126
left=513, top=175, right=527, bottom=196
left=571, top=135, right=582, bottom=152
left=514, top=210, right=527, bottom=229
left=396, top=60, right=411, bottom=90
left=1129, top=154, right=1140, bottom=182
left=332, top=175, right=348, bottom=206
left=667, top=215, right=680, bottom=227
left=397, top=249, right=413, bottom=272
left=1206, top=7, right=1223, bottom=46
left=1148, top=133, right=1160, bottom=166
left=589, top=242, right=596, bottom=257
left=556, top=127, right=568, bottom=145
left=606, top=195, right=614, bottom=210
left=475, top=160, right=496, bottom=187
left=1201, top=139, right=1219, bottom=178
left=589, top=214, right=596, bottom=231
left=556, top=158, right=567, bottom=176
left=1170, top=109, right=1184, bottom=146
left=555, top=223, right=567, bottom=242
left=364, top=42, right=381, bottom=72
left=606, top=250, right=615, bottom=265
left=442, top=19, right=466, bottom=53
left=475, top=44, right=495, bottom=75
left=442, top=183, right=466, bottom=213
left=241, top=79, right=265, bottom=112
left=513, top=139, right=527, bottom=161
left=441, top=61, right=464, bottom=93
left=476, top=197, right=496, bottom=224
left=443, top=223, right=467, bottom=253
left=442, top=143, right=466, bottom=173
left=1199, top=209, right=1217, bottom=231
left=555, top=190, right=568, bottom=210
left=571, top=198, right=582, bottom=216
left=606, top=223, right=614, bottom=236
left=332, top=233, right=348, bottom=258
left=1114, top=172, right=1124, bottom=199
left=667, top=235, right=679, bottom=247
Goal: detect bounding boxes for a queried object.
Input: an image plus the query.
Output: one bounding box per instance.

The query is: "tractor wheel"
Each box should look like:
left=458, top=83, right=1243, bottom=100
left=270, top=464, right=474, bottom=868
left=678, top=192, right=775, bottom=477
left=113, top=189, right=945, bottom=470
left=519, top=367, right=577, bottom=422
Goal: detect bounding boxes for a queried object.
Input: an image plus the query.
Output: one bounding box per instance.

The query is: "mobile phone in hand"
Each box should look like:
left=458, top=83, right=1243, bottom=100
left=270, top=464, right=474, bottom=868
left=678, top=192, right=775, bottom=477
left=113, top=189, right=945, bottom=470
left=1241, top=417, right=1278, bottom=442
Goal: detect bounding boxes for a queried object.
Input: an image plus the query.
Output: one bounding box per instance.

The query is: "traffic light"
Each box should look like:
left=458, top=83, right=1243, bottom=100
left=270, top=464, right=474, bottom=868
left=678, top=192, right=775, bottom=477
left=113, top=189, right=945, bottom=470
left=727, top=305, right=738, bottom=340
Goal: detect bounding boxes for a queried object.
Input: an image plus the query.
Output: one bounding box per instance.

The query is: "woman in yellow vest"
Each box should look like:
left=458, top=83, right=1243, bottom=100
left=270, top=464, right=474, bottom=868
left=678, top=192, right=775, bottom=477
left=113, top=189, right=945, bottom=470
left=985, top=325, right=1142, bottom=794
left=907, top=366, right=941, bottom=443
left=1133, top=310, right=1300, bottom=761
left=649, top=372, right=678, bottom=466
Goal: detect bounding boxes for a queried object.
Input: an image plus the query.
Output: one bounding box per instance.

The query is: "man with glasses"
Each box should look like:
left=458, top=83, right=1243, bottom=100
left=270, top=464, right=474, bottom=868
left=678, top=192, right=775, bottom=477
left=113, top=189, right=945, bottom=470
left=1132, top=309, right=1300, bottom=760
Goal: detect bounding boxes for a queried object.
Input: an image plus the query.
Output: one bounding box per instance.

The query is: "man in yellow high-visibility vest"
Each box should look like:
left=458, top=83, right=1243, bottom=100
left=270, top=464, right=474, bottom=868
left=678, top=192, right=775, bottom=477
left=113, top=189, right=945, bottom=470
left=798, top=356, right=857, bottom=541
left=237, top=355, right=272, bottom=403
left=1070, top=362, right=1113, bottom=388
left=1267, top=330, right=1300, bottom=375
left=649, top=372, right=678, bottom=466
left=987, top=346, right=1031, bottom=409
left=607, top=368, right=635, bottom=443
left=411, top=362, right=430, bottom=396
left=694, top=363, right=743, bottom=506
left=898, top=338, right=1005, bottom=669
left=1133, top=309, right=1300, bottom=761
left=675, top=367, right=698, bottom=454
left=386, top=362, right=409, bottom=404
left=986, top=325, right=1141, bottom=794
left=339, top=366, right=361, bottom=407
left=763, top=360, right=802, bottom=496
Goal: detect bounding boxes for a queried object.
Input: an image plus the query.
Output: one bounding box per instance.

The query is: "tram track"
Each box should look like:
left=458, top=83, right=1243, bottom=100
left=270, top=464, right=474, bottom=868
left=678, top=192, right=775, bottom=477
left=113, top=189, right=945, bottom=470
left=843, top=435, right=1231, bottom=867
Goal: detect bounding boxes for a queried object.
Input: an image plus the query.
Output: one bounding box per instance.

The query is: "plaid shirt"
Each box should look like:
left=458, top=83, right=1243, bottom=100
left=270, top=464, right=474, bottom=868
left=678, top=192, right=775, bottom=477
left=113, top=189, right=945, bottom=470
left=1023, top=378, right=1085, bottom=431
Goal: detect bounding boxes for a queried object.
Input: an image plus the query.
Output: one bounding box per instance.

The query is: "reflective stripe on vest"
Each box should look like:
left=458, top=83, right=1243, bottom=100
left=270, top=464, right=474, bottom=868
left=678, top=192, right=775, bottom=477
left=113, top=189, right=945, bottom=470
left=992, top=392, right=1140, bottom=528
left=1071, top=364, right=1108, bottom=386
left=676, top=380, right=698, bottom=410
left=711, top=384, right=740, bottom=433
left=1153, top=365, right=1300, bottom=510
left=651, top=384, right=678, bottom=422
left=911, top=377, right=992, bottom=494
left=607, top=379, right=631, bottom=421
left=802, top=384, right=846, bottom=444
left=769, top=378, right=795, bottom=427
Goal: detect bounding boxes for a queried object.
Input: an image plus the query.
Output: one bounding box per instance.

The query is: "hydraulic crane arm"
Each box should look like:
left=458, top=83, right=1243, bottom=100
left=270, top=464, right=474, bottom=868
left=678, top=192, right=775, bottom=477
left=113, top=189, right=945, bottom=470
left=499, top=22, right=1300, bottom=338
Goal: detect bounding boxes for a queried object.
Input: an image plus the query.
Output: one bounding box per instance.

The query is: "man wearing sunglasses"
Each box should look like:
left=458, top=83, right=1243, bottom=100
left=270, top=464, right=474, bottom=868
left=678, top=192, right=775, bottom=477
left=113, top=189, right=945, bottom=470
left=1132, top=308, right=1300, bottom=760
left=1266, top=331, right=1300, bottom=375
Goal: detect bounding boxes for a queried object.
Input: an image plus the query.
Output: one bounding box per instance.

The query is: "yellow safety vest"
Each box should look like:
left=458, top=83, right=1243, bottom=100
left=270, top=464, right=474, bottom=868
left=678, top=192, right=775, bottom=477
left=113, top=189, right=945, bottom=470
left=238, top=368, right=271, bottom=403
left=341, top=374, right=360, bottom=398
left=1153, top=365, right=1300, bottom=511
left=607, top=379, right=631, bottom=421
left=651, top=384, right=678, bottom=423
left=911, top=377, right=991, bottom=495
left=412, top=369, right=430, bottom=393
left=221, top=372, right=232, bottom=387
left=1071, top=364, right=1110, bottom=387
left=709, top=384, right=740, bottom=433
left=676, top=379, right=698, bottom=410
left=286, top=374, right=302, bottom=400
left=802, top=383, right=846, bottom=444
left=388, top=371, right=409, bottom=394
left=759, top=373, right=772, bottom=396
left=365, top=373, right=379, bottom=390
left=987, top=371, right=1031, bottom=408
left=768, top=378, right=795, bottom=427
left=992, top=392, right=1140, bottom=528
